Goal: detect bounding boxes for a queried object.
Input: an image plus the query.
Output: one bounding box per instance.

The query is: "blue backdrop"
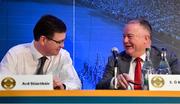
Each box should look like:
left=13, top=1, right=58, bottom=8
left=0, top=0, right=179, bottom=89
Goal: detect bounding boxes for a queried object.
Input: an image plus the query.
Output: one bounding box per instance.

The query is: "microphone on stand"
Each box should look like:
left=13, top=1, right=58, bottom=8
left=111, top=47, right=119, bottom=66
left=111, top=47, right=141, bottom=90
left=111, top=47, right=119, bottom=89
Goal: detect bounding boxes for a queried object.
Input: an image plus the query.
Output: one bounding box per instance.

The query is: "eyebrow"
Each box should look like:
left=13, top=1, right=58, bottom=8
left=123, top=33, right=135, bottom=36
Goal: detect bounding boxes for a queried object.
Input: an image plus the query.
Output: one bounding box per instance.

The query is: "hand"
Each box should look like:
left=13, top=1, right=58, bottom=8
left=53, top=76, right=65, bottom=90
left=116, top=73, right=134, bottom=89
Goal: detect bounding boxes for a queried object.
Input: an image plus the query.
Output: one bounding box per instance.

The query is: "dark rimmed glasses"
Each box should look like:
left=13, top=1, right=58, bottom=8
left=46, top=36, right=64, bottom=45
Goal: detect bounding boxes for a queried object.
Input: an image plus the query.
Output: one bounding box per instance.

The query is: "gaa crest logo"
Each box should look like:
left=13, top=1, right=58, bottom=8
left=1, top=77, right=16, bottom=90
left=151, top=76, right=165, bottom=88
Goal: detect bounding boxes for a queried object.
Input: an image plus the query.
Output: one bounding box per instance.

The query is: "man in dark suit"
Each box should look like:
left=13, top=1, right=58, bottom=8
left=96, top=19, right=180, bottom=89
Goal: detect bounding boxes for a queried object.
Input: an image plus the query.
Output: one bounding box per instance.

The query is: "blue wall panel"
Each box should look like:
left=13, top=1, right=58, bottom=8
left=0, top=0, right=179, bottom=89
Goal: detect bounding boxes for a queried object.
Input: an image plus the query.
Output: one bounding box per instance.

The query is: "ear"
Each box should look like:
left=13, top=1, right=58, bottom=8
left=144, top=35, right=152, bottom=48
left=144, top=35, right=150, bottom=43
left=39, top=36, right=47, bottom=46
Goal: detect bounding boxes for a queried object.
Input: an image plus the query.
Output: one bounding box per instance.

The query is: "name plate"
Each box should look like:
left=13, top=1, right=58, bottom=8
left=0, top=75, right=53, bottom=90
left=149, top=74, right=180, bottom=91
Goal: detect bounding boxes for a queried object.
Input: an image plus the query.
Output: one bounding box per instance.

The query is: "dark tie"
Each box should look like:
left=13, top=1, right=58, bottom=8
left=36, top=56, right=47, bottom=75
left=134, top=57, right=142, bottom=90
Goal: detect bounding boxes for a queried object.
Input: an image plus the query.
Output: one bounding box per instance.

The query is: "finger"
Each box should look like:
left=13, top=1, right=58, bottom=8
left=120, top=74, right=130, bottom=87
left=53, top=79, right=62, bottom=88
left=122, top=73, right=134, bottom=83
left=117, top=74, right=128, bottom=89
left=54, top=85, right=61, bottom=89
left=53, top=81, right=64, bottom=90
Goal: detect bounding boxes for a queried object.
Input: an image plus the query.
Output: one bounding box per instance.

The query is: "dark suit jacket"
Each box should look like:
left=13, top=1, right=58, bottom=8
left=96, top=46, right=180, bottom=89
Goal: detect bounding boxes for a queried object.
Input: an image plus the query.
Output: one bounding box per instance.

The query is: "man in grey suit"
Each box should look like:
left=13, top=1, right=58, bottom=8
left=96, top=19, right=180, bottom=89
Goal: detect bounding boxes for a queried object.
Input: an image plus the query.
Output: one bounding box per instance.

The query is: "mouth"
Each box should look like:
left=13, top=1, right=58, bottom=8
left=56, top=49, right=60, bottom=52
left=125, top=44, right=133, bottom=49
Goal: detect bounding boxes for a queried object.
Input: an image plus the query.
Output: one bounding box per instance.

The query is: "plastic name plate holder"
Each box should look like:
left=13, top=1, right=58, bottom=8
left=0, top=75, right=53, bottom=90
left=149, top=74, right=180, bottom=91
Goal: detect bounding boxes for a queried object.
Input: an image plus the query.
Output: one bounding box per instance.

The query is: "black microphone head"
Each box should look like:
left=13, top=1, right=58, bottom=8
left=111, top=47, right=119, bottom=53
left=111, top=47, right=119, bottom=59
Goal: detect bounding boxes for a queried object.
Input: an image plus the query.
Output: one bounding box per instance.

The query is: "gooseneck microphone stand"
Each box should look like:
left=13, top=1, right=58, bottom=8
left=114, top=58, right=118, bottom=89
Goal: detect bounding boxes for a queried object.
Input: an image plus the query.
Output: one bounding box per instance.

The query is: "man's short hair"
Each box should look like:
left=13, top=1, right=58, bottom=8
left=128, top=19, right=152, bottom=39
left=33, top=15, right=67, bottom=41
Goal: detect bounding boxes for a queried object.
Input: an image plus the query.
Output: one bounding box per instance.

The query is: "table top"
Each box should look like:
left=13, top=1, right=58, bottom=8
left=0, top=90, right=180, bottom=97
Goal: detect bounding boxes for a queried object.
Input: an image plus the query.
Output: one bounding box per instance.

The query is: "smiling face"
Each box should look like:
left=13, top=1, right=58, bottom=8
left=123, top=22, right=151, bottom=57
left=37, top=32, right=66, bottom=56
left=44, top=32, right=66, bottom=56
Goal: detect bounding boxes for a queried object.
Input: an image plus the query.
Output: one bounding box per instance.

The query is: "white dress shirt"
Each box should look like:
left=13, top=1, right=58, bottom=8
left=0, top=41, right=81, bottom=90
left=127, top=53, right=145, bottom=89
left=129, top=53, right=146, bottom=83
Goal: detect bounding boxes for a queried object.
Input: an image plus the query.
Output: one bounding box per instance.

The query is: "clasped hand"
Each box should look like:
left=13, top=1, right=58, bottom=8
left=116, top=73, right=137, bottom=89
left=53, top=76, right=65, bottom=90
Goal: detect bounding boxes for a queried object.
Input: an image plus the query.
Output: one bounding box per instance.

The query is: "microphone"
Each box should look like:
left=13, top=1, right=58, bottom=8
left=111, top=47, right=119, bottom=89
left=111, top=47, right=119, bottom=60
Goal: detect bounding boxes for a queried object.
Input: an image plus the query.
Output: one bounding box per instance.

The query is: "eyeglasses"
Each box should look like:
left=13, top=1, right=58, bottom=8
left=46, top=36, right=64, bottom=45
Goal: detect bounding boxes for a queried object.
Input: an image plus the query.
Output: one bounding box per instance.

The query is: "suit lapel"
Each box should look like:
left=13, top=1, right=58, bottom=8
left=118, top=46, right=161, bottom=74
left=118, top=52, right=132, bottom=74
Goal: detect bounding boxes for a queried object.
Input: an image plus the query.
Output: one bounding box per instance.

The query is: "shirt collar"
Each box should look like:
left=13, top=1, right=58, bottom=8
left=131, top=53, right=146, bottom=63
left=30, top=41, right=50, bottom=60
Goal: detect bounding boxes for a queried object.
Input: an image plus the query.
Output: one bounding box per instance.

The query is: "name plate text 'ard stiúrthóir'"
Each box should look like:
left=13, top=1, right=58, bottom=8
left=0, top=75, right=53, bottom=90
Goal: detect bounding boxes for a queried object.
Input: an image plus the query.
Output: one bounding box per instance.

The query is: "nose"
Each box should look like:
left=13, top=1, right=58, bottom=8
left=59, top=42, right=64, bottom=48
left=123, top=36, right=129, bottom=43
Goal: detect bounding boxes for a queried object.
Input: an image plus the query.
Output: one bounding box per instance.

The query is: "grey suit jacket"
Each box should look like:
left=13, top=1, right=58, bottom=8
left=96, top=46, right=180, bottom=89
